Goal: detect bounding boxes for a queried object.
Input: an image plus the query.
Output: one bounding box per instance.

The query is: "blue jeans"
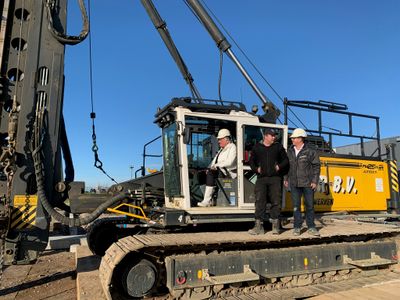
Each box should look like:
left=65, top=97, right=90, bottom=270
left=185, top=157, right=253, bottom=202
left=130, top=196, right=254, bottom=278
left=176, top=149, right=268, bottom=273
left=291, top=186, right=316, bottom=229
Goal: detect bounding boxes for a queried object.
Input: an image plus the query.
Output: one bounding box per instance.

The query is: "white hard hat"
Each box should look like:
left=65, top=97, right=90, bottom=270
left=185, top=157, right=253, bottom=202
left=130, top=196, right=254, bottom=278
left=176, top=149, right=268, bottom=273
left=290, top=128, right=307, bottom=138
left=217, top=129, right=231, bottom=139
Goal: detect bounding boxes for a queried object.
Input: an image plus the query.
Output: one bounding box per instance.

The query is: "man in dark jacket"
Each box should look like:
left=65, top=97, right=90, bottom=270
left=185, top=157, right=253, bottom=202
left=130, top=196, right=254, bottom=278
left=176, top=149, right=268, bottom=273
left=284, top=128, right=321, bottom=236
left=248, top=129, right=289, bottom=235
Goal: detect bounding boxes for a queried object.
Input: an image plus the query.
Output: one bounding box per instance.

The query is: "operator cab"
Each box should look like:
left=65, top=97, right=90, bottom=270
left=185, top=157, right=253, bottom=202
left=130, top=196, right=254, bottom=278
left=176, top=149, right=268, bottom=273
left=155, top=98, right=288, bottom=224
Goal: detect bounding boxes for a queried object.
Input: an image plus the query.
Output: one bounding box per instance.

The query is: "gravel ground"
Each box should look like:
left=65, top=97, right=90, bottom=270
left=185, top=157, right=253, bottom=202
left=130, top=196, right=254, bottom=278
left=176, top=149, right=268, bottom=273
left=0, top=250, right=76, bottom=300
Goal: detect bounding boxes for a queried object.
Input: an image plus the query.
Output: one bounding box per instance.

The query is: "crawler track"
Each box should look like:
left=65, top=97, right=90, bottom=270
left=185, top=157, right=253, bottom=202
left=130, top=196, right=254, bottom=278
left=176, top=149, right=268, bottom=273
left=100, top=219, right=400, bottom=299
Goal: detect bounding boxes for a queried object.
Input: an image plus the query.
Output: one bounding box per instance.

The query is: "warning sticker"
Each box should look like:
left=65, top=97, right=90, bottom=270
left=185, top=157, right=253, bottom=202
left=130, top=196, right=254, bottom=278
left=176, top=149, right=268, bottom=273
left=375, top=178, right=384, bottom=192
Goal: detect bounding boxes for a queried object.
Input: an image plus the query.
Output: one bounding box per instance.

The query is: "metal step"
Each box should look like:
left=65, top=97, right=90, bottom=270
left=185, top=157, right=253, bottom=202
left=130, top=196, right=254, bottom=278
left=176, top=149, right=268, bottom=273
left=344, top=253, right=396, bottom=268
left=205, top=265, right=259, bottom=284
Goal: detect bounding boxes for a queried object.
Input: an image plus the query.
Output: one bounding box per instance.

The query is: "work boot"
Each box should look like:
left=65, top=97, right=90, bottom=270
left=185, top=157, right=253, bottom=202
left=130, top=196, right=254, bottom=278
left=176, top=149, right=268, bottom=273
left=270, top=219, right=281, bottom=235
left=307, top=227, right=320, bottom=236
left=198, top=186, right=215, bottom=207
left=248, top=220, right=264, bottom=235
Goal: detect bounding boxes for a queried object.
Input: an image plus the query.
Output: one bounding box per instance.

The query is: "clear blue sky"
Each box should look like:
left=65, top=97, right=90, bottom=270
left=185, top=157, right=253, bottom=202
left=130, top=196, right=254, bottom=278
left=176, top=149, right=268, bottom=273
left=63, top=0, right=400, bottom=188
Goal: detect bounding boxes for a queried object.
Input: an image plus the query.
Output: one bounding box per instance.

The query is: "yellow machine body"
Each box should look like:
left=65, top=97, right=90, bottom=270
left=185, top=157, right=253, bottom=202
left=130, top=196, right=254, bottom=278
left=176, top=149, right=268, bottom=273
left=282, top=156, right=390, bottom=213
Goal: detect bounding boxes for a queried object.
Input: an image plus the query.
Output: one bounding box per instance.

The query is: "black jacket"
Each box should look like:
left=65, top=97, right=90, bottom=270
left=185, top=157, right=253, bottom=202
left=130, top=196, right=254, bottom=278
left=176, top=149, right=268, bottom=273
left=286, top=143, right=320, bottom=187
left=249, top=142, right=289, bottom=178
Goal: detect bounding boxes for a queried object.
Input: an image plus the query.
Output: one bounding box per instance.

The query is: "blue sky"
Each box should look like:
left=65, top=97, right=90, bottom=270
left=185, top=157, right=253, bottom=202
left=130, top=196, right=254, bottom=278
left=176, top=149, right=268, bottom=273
left=63, top=0, right=400, bottom=188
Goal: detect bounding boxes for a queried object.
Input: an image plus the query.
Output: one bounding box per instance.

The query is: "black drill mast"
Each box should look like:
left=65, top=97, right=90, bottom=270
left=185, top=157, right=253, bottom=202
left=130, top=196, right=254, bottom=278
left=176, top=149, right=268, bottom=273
left=0, top=0, right=90, bottom=265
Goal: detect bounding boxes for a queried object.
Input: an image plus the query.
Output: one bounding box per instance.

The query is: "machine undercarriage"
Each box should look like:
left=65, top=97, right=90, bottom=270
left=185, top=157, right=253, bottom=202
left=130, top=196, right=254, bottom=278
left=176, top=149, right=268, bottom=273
left=99, top=218, right=400, bottom=299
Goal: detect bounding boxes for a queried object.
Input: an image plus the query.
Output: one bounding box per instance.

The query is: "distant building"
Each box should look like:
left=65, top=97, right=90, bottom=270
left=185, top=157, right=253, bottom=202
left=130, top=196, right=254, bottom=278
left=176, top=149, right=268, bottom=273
left=335, top=136, right=400, bottom=170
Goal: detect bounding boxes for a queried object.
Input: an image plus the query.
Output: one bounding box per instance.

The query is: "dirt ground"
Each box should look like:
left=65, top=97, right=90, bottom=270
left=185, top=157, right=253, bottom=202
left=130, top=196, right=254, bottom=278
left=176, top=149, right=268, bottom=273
left=0, top=250, right=76, bottom=300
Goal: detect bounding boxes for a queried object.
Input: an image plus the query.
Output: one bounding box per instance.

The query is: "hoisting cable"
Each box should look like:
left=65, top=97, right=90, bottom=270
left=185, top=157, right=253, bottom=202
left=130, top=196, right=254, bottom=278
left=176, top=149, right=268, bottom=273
left=44, top=0, right=89, bottom=45
left=87, top=0, right=118, bottom=184
left=199, top=0, right=308, bottom=129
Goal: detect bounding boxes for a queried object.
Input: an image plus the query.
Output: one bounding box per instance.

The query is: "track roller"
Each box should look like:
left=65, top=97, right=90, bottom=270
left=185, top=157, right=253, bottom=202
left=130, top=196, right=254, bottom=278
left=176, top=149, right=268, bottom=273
left=122, top=259, right=158, bottom=298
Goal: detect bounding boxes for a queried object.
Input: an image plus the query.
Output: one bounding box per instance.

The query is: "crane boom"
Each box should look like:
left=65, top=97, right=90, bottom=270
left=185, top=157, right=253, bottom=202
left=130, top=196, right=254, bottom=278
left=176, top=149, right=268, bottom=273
left=186, top=0, right=279, bottom=122
left=141, top=0, right=202, bottom=101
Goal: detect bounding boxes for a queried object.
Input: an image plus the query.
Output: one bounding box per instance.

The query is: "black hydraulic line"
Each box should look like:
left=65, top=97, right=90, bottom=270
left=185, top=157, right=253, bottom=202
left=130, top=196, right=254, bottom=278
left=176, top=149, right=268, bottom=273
left=32, top=99, right=126, bottom=227
left=141, top=0, right=202, bottom=101
left=185, top=0, right=278, bottom=121
left=38, top=183, right=128, bottom=227
left=45, top=0, right=89, bottom=45
left=59, top=115, right=74, bottom=182
left=34, top=142, right=128, bottom=226
left=218, top=49, right=224, bottom=103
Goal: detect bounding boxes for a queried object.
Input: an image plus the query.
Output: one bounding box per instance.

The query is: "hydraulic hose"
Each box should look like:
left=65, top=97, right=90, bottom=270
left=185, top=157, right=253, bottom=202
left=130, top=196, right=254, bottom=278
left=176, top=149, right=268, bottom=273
left=38, top=180, right=127, bottom=227
left=60, top=115, right=74, bottom=182
left=33, top=143, right=128, bottom=226
left=32, top=99, right=127, bottom=227
left=45, top=0, right=89, bottom=45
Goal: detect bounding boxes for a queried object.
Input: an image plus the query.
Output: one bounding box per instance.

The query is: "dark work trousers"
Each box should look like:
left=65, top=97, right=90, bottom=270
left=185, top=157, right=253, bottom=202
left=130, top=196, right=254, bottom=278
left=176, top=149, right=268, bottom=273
left=205, top=169, right=219, bottom=187
left=290, top=186, right=316, bottom=229
left=254, top=176, right=282, bottom=220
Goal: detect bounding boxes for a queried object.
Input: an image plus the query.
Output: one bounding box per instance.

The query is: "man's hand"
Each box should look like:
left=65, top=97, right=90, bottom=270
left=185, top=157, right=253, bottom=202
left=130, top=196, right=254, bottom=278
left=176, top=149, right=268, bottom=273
left=310, top=182, right=317, bottom=191
left=275, top=164, right=280, bottom=172
left=257, top=167, right=261, bottom=174
left=284, top=180, right=289, bottom=188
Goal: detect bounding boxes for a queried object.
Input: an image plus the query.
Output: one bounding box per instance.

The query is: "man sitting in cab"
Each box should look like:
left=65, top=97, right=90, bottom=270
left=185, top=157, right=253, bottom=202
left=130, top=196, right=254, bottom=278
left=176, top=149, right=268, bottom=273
left=198, top=129, right=237, bottom=207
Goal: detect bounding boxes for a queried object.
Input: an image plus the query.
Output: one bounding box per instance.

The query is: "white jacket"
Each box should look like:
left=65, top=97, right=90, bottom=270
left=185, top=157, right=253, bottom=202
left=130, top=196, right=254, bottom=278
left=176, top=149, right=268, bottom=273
left=210, top=142, right=237, bottom=179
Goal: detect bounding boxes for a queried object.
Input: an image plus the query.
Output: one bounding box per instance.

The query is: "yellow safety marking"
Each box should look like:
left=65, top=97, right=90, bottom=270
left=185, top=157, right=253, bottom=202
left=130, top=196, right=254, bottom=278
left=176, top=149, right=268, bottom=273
left=11, top=206, right=36, bottom=228
left=107, top=203, right=149, bottom=221
left=16, top=222, right=33, bottom=230
left=16, top=209, right=37, bottom=229
left=10, top=206, right=36, bottom=229
left=304, top=257, right=308, bottom=268
left=10, top=210, right=23, bottom=228
left=13, top=195, right=38, bottom=206
left=391, top=179, right=399, bottom=193
left=387, top=161, right=399, bottom=193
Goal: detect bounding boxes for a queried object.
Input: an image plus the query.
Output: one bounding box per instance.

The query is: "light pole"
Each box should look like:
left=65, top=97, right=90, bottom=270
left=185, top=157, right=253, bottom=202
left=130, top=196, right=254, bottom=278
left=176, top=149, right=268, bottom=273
left=130, top=165, right=134, bottom=179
